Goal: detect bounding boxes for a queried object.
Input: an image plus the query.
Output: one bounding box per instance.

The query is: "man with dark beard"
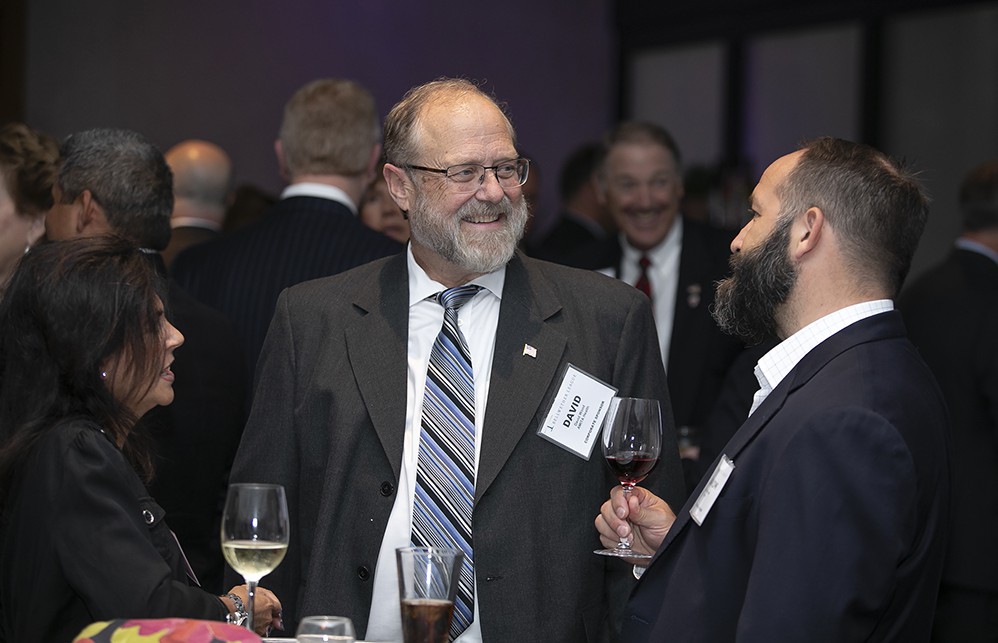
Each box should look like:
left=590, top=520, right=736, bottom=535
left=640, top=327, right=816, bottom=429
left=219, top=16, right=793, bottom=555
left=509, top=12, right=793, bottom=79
left=228, top=78, right=686, bottom=641
left=596, top=138, right=950, bottom=641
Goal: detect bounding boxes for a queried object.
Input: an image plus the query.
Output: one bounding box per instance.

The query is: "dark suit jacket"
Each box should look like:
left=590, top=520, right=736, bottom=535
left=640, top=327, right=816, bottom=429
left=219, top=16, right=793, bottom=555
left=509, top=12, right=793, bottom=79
left=140, top=273, right=248, bottom=594
left=161, top=225, right=218, bottom=268
left=171, top=196, right=403, bottom=386
left=0, top=419, right=226, bottom=642
left=228, top=251, right=688, bottom=640
left=899, top=248, right=998, bottom=593
left=564, top=219, right=746, bottom=433
left=528, top=210, right=605, bottom=263
left=622, top=311, right=950, bottom=642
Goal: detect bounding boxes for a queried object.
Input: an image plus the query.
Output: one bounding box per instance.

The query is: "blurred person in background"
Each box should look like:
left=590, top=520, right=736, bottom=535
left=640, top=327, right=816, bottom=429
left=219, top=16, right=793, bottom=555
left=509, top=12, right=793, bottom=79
left=0, top=122, right=58, bottom=295
left=359, top=160, right=409, bottom=243
left=900, top=158, right=998, bottom=642
left=161, top=139, right=233, bottom=267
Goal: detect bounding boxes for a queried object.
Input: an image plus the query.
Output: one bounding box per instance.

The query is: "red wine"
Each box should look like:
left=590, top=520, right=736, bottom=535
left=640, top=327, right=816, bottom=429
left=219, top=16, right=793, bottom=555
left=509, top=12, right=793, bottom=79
left=401, top=598, right=454, bottom=643
left=606, top=451, right=657, bottom=485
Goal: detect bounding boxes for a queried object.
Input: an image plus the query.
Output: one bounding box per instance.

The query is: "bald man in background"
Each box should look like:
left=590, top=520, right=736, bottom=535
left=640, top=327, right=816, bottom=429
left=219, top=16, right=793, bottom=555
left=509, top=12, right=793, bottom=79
left=162, top=139, right=232, bottom=267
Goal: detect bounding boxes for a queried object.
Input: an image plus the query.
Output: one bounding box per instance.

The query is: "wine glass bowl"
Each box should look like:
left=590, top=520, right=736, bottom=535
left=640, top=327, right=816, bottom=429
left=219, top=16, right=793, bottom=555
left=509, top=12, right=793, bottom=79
left=221, top=483, right=289, bottom=633
left=295, top=615, right=356, bottom=642
left=594, top=397, right=661, bottom=559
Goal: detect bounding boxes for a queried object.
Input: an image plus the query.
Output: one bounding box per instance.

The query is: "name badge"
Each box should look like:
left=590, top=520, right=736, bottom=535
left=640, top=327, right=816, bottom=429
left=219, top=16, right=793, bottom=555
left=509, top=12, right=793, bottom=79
left=537, top=364, right=617, bottom=460
left=690, top=455, right=735, bottom=526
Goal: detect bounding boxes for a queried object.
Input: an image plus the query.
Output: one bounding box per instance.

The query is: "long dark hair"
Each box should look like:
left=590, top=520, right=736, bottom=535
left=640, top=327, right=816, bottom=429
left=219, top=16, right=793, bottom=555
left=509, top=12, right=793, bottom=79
left=0, top=236, right=168, bottom=504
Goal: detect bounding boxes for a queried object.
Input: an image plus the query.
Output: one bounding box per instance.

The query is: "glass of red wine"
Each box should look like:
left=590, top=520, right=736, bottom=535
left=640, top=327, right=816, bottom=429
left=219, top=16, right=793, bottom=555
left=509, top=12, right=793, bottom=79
left=594, top=397, right=662, bottom=559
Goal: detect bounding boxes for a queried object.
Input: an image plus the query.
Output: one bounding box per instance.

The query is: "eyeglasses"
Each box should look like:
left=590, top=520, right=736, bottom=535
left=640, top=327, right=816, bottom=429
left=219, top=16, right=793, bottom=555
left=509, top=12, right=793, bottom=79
left=406, top=158, right=530, bottom=192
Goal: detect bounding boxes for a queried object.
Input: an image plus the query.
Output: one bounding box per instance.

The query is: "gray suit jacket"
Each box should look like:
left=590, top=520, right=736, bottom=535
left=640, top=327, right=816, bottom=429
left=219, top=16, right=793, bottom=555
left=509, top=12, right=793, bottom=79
left=230, top=251, right=686, bottom=641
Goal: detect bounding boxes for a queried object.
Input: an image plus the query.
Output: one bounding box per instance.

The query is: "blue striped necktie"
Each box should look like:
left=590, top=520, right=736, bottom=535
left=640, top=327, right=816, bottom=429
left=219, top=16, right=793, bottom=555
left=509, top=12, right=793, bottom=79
left=412, top=284, right=481, bottom=640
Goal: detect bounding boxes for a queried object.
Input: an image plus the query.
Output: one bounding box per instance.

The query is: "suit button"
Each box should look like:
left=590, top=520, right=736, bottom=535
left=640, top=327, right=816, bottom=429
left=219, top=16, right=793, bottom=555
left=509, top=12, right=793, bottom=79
left=357, top=566, right=370, bottom=581
left=380, top=482, right=394, bottom=497
left=142, top=510, right=155, bottom=525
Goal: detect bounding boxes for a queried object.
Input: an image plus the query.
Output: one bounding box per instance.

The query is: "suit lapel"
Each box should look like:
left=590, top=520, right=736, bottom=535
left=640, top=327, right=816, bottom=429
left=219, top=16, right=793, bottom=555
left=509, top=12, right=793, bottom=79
left=345, top=254, right=410, bottom=481
left=476, top=254, right=567, bottom=501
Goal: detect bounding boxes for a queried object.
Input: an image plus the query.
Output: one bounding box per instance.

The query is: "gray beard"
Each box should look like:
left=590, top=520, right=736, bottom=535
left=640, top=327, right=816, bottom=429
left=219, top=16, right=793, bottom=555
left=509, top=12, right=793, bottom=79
left=408, top=190, right=528, bottom=275
left=711, top=217, right=797, bottom=344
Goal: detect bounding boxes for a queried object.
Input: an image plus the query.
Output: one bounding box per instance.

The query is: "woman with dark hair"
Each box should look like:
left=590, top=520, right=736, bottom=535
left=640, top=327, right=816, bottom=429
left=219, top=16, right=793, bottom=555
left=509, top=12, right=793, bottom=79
left=0, top=236, right=281, bottom=641
left=0, top=122, right=58, bottom=295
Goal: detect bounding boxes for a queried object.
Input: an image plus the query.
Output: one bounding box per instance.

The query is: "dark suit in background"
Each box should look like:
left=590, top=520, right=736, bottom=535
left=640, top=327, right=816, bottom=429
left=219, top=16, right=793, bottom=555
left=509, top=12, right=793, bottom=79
left=161, top=224, right=217, bottom=267
left=566, top=218, right=748, bottom=490
left=141, top=271, right=247, bottom=594
left=623, top=312, right=950, bottom=641
left=171, top=196, right=402, bottom=387
left=229, top=252, right=687, bottom=639
left=565, top=218, right=744, bottom=435
left=900, top=246, right=998, bottom=640
left=528, top=210, right=605, bottom=262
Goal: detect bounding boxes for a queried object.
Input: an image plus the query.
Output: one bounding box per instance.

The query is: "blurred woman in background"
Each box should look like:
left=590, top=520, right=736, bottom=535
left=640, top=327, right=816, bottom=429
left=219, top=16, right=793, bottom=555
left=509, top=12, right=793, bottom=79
left=0, top=122, right=58, bottom=295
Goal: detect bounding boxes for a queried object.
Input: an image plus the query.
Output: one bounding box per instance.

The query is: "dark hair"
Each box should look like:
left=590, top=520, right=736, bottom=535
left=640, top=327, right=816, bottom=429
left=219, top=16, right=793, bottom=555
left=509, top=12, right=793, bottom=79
left=558, top=142, right=604, bottom=202
left=56, top=128, right=173, bottom=250
left=0, top=236, right=168, bottom=503
left=383, top=77, right=516, bottom=167
left=778, top=137, right=929, bottom=297
left=0, top=122, right=59, bottom=217
left=600, top=122, right=682, bottom=176
left=958, top=159, right=998, bottom=231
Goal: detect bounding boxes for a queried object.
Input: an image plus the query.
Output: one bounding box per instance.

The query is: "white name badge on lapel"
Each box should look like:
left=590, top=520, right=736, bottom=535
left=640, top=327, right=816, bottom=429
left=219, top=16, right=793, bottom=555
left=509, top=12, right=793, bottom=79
left=537, top=364, right=617, bottom=460
left=690, top=454, right=735, bottom=526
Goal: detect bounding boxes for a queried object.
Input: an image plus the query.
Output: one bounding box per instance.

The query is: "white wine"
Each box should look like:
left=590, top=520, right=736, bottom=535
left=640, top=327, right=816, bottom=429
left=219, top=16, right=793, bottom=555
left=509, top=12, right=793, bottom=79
left=222, top=539, right=287, bottom=580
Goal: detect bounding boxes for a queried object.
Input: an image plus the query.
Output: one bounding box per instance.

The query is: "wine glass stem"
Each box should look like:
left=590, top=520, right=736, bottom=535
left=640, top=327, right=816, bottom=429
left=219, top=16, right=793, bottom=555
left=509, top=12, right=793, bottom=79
left=618, top=484, right=635, bottom=550
left=246, top=579, right=257, bottom=632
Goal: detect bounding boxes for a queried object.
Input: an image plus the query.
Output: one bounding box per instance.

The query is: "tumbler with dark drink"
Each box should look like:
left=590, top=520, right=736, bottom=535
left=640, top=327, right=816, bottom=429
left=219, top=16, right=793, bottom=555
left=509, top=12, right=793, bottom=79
left=396, top=547, right=463, bottom=643
left=400, top=598, right=455, bottom=643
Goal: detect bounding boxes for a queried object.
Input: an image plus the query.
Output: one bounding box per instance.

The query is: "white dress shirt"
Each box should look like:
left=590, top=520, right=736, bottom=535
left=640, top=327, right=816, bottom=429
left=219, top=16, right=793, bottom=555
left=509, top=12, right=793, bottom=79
left=748, top=300, right=895, bottom=416
left=280, top=181, right=358, bottom=215
left=614, top=217, right=683, bottom=370
left=365, top=245, right=503, bottom=643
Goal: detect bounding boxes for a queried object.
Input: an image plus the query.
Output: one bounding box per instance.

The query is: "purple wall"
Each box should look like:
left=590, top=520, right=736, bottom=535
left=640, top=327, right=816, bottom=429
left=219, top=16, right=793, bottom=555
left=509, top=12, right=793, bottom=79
left=26, top=0, right=616, bottom=234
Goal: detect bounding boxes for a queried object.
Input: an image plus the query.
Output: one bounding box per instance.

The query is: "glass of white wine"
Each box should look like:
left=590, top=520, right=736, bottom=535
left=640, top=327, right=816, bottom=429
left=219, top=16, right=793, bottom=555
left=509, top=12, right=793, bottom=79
left=222, top=483, right=289, bottom=633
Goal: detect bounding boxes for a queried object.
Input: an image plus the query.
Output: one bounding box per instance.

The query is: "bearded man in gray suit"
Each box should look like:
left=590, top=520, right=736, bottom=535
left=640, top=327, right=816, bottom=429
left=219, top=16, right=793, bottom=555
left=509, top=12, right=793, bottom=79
left=228, top=78, right=686, bottom=641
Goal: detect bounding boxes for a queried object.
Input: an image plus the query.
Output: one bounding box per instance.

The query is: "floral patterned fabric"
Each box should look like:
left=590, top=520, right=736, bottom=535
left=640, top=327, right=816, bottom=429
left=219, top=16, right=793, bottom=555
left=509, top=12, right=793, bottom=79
left=74, top=618, right=262, bottom=643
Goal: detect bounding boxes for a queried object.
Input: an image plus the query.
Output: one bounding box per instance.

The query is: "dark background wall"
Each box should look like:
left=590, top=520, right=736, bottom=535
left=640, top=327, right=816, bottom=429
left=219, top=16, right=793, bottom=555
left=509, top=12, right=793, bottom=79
left=3, top=0, right=997, bottom=279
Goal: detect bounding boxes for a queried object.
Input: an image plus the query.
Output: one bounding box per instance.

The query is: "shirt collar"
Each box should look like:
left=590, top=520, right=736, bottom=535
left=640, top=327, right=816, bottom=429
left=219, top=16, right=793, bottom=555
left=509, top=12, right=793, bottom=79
left=406, top=244, right=506, bottom=307
left=755, top=300, right=894, bottom=394
left=955, top=237, right=998, bottom=265
left=280, top=182, right=357, bottom=215
left=170, top=216, right=221, bottom=232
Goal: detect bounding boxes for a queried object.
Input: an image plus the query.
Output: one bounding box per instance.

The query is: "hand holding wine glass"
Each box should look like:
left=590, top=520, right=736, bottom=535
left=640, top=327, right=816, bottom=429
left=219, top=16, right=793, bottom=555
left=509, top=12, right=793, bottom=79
left=594, top=397, right=661, bottom=559
left=222, top=483, right=289, bottom=634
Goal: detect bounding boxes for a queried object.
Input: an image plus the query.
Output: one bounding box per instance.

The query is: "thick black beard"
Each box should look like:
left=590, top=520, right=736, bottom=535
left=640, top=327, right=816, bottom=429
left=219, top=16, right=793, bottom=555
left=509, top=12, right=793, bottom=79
left=711, top=218, right=797, bottom=344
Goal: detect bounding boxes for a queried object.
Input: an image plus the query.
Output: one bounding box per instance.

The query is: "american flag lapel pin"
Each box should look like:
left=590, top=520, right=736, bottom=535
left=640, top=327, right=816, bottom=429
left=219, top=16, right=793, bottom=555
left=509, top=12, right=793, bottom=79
left=523, top=344, right=537, bottom=358
left=687, top=284, right=702, bottom=309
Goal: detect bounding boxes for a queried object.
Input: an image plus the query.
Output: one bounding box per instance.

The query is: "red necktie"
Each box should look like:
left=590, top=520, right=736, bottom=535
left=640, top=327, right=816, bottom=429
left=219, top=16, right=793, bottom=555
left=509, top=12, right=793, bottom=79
left=635, top=254, right=652, bottom=300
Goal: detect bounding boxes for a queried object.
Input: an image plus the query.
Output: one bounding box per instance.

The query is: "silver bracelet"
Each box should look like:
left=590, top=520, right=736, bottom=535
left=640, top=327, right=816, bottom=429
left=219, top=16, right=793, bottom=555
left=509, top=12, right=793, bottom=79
left=225, top=592, right=248, bottom=626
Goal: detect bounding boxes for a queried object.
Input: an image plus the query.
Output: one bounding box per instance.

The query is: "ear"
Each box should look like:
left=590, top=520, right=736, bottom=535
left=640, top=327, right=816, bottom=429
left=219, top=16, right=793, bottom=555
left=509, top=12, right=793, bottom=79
left=274, top=139, right=289, bottom=182
left=383, top=163, right=413, bottom=213
left=77, top=190, right=111, bottom=236
left=791, top=206, right=824, bottom=260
